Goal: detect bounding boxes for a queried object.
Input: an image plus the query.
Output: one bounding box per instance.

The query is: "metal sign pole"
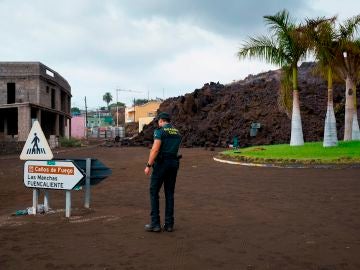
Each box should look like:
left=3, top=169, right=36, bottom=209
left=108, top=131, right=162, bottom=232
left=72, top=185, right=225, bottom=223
left=65, top=191, right=71, bottom=218
left=32, top=189, right=39, bottom=214
left=44, top=191, right=50, bottom=212
left=84, top=158, right=91, bottom=208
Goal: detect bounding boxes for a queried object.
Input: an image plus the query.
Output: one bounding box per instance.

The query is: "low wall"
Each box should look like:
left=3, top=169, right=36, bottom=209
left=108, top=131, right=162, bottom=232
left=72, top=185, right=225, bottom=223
left=0, top=141, right=25, bottom=155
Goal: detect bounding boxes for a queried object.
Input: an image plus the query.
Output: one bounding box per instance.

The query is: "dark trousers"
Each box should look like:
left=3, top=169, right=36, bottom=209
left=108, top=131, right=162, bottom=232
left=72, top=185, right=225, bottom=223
left=150, top=159, right=179, bottom=226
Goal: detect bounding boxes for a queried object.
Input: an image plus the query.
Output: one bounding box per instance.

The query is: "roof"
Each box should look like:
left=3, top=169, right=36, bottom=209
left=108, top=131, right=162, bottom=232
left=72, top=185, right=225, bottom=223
left=0, top=61, right=71, bottom=93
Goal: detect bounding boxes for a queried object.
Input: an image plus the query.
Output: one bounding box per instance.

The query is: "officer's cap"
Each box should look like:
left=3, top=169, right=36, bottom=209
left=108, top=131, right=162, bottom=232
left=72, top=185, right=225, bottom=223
left=155, top=112, right=171, bottom=121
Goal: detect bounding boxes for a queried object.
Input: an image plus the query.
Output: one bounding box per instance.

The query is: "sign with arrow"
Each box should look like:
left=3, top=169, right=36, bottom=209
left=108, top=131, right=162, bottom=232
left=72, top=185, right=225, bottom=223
left=20, top=120, right=53, bottom=160
left=24, top=160, right=85, bottom=190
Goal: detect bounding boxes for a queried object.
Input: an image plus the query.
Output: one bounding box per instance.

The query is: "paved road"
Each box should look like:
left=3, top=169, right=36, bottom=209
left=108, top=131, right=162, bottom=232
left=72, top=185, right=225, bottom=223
left=0, top=147, right=359, bottom=270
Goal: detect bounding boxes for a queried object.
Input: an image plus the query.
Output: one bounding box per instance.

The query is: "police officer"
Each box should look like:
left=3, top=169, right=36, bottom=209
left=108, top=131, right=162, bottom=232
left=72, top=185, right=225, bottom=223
left=144, top=112, right=182, bottom=232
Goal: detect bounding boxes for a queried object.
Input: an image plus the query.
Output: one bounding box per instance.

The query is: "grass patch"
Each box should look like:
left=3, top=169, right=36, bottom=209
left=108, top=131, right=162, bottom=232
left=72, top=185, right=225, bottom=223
left=59, top=137, right=82, bottom=148
left=220, top=141, right=360, bottom=164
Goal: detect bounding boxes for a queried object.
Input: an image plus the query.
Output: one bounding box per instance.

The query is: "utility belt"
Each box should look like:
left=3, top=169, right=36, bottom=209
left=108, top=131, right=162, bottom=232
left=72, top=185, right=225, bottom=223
left=156, top=153, right=182, bottom=162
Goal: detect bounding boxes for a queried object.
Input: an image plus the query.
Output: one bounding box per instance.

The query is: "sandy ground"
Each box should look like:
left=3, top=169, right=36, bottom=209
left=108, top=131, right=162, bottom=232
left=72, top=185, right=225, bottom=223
left=0, top=146, right=360, bottom=270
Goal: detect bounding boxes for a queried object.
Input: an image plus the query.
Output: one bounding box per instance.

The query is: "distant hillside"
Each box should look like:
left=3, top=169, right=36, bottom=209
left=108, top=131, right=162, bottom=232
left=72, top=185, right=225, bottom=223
left=133, top=62, right=359, bottom=147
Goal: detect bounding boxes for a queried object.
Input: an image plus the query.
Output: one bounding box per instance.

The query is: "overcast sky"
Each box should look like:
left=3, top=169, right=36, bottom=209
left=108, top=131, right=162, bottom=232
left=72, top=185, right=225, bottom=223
left=0, top=0, right=359, bottom=109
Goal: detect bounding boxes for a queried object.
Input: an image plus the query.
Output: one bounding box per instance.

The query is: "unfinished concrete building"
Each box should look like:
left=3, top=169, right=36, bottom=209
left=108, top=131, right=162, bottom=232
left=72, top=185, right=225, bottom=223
left=0, top=62, right=71, bottom=141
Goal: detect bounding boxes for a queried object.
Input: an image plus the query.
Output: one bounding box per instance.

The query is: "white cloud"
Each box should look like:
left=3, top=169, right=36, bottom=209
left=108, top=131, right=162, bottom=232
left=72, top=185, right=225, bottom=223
left=310, top=0, right=360, bottom=21
left=151, top=35, right=275, bottom=92
left=0, top=0, right=358, bottom=108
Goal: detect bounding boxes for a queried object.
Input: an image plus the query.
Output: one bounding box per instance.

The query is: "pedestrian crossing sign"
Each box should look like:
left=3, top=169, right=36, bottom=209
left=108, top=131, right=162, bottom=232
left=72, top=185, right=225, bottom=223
left=20, top=120, right=53, bottom=160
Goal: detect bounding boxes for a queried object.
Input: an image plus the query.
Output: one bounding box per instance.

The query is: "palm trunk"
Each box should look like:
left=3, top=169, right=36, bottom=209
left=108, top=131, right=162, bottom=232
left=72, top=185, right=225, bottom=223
left=323, top=67, right=338, bottom=147
left=344, top=75, right=355, bottom=140
left=352, top=112, right=360, bottom=140
left=290, top=67, right=304, bottom=146
left=351, top=84, right=360, bottom=140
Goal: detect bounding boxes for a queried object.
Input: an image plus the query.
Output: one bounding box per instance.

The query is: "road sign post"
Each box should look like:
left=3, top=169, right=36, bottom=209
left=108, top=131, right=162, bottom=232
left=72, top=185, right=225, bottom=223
left=66, top=191, right=71, bottom=218
left=32, top=189, right=39, bottom=215
left=84, top=158, right=91, bottom=208
left=44, top=191, right=50, bottom=212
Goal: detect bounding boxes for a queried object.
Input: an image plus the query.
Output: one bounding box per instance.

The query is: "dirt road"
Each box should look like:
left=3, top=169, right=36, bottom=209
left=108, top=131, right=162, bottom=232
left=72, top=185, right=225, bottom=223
left=1, top=147, right=360, bottom=270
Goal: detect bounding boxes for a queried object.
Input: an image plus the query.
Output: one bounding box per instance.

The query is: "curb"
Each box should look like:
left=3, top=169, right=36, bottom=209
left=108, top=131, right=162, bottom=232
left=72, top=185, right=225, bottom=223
left=213, top=157, right=360, bottom=169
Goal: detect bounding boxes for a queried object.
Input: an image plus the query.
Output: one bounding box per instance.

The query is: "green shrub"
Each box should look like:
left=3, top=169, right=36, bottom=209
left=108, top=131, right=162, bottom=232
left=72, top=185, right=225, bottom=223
left=59, top=137, right=82, bottom=147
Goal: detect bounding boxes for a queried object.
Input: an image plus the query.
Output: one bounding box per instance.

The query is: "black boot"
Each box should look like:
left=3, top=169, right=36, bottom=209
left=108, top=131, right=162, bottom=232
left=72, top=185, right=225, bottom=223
left=144, top=224, right=161, bottom=232
left=163, top=224, right=174, bottom=232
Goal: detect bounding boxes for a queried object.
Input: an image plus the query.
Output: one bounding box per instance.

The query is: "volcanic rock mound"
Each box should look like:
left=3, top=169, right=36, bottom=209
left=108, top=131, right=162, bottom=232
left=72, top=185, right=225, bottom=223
left=134, top=62, right=359, bottom=147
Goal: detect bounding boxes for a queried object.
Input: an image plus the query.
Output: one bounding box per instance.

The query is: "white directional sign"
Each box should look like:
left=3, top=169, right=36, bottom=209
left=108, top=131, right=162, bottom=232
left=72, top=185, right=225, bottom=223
left=20, top=120, right=53, bottom=160
left=24, top=160, right=85, bottom=190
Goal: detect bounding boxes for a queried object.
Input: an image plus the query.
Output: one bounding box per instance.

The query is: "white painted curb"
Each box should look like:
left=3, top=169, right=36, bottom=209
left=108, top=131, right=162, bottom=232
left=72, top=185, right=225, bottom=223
left=213, top=157, right=296, bottom=168
left=213, top=157, right=359, bottom=169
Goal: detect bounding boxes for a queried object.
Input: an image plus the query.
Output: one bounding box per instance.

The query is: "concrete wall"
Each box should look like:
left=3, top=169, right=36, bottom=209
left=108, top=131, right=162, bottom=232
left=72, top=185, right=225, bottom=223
left=0, top=141, right=25, bottom=155
left=139, top=117, right=154, bottom=132
left=125, top=101, right=160, bottom=122
left=18, top=106, right=31, bottom=141
left=71, top=116, right=86, bottom=139
left=0, top=77, right=39, bottom=104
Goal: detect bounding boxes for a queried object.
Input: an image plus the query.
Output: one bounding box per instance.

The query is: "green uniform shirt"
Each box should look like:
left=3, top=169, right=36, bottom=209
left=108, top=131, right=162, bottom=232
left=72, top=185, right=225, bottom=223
left=154, top=123, right=181, bottom=155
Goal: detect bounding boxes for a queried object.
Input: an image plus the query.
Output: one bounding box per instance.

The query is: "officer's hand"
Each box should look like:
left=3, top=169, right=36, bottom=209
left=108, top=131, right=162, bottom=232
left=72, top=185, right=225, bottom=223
left=144, top=167, right=151, bottom=176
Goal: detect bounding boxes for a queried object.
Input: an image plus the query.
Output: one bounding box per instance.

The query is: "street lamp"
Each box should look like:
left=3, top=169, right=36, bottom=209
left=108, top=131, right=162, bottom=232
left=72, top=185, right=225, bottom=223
left=343, top=51, right=350, bottom=72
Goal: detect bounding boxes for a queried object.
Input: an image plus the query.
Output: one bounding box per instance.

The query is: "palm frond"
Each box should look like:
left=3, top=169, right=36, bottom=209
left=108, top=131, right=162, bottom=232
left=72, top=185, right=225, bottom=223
left=339, top=14, right=360, bottom=40
left=310, top=19, right=337, bottom=65
left=238, top=35, right=288, bottom=66
left=264, top=10, right=293, bottom=35
left=239, top=9, right=308, bottom=71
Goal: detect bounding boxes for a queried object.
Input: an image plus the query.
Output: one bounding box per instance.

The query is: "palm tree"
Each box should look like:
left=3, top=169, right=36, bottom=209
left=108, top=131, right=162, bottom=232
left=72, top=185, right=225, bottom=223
left=304, top=18, right=338, bottom=146
left=103, top=92, right=113, bottom=110
left=351, top=39, right=360, bottom=140
left=238, top=10, right=308, bottom=146
left=332, top=15, right=360, bottom=140
left=345, top=39, right=360, bottom=140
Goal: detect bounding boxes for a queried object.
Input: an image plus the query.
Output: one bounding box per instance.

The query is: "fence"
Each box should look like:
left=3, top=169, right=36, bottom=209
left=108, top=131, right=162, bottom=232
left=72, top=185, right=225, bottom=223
left=88, top=127, right=125, bottom=139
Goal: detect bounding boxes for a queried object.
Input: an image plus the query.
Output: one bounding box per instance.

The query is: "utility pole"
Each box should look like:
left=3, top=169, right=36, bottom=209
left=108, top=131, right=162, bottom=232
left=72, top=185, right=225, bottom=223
left=98, top=107, right=100, bottom=126
left=116, top=90, right=119, bottom=127
left=133, top=98, right=136, bottom=122
left=84, top=96, right=88, bottom=139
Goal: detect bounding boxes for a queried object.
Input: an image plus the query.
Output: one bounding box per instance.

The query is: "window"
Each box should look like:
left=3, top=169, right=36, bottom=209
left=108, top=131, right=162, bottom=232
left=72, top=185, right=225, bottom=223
left=51, top=88, right=55, bottom=109
left=61, top=90, right=66, bottom=111
left=46, top=69, right=54, bottom=77
left=46, top=86, right=49, bottom=94
left=7, top=83, right=16, bottom=104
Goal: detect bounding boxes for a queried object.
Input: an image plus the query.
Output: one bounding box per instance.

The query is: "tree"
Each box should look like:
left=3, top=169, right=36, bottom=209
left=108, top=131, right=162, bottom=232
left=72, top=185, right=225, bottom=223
left=71, top=107, right=81, bottom=114
left=304, top=17, right=339, bottom=146
left=103, top=92, right=113, bottom=110
left=238, top=10, right=308, bottom=146
left=134, top=99, right=149, bottom=106
left=332, top=15, right=360, bottom=140
left=109, top=102, right=126, bottom=108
